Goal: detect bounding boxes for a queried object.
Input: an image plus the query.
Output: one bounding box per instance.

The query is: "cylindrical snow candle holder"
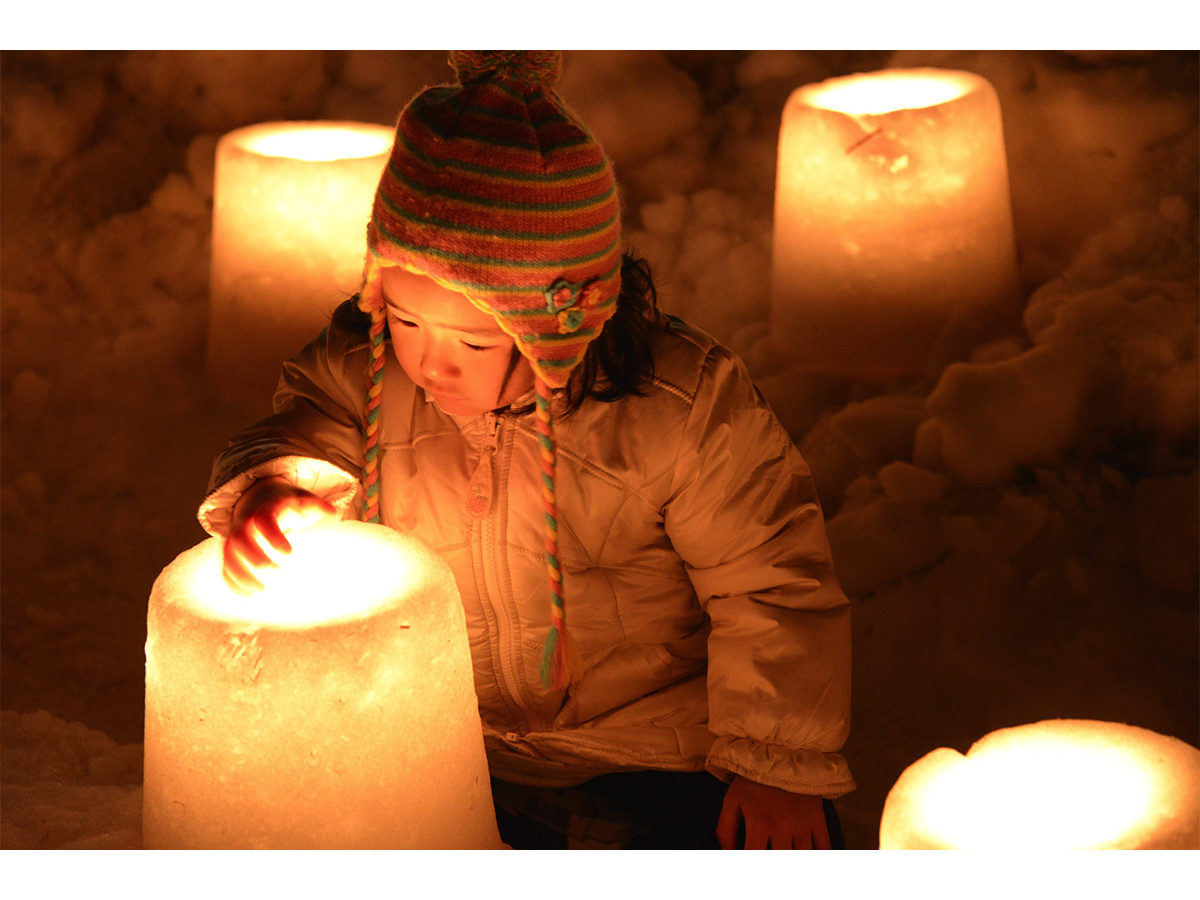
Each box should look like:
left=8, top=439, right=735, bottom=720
left=206, top=121, right=393, bottom=409
left=143, top=520, right=504, bottom=849
left=770, top=68, right=1021, bottom=380
left=879, top=719, right=1200, bottom=849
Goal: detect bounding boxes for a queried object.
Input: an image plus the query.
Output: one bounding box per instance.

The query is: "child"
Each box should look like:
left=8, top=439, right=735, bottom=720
left=200, top=51, right=853, bottom=849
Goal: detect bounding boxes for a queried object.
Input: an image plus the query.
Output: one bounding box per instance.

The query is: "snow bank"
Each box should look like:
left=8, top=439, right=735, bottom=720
left=926, top=198, right=1198, bottom=487
left=824, top=197, right=1198, bottom=598
left=0, top=710, right=142, bottom=850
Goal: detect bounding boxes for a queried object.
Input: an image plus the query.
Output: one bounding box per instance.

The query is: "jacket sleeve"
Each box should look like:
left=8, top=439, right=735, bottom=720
left=197, top=307, right=369, bottom=538
left=663, top=345, right=855, bottom=798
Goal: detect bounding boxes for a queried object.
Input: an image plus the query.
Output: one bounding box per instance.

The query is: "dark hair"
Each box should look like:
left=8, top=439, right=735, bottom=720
left=558, top=251, right=661, bottom=418
left=340, top=251, right=663, bottom=418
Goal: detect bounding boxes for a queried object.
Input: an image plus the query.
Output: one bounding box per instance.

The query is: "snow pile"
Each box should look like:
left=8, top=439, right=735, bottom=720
left=809, top=194, right=1199, bottom=843
left=890, top=49, right=1200, bottom=277
left=927, top=197, right=1198, bottom=487
left=820, top=197, right=1198, bottom=596
left=629, top=188, right=774, bottom=344
left=559, top=50, right=704, bottom=172
left=117, top=51, right=327, bottom=132
left=0, top=710, right=142, bottom=850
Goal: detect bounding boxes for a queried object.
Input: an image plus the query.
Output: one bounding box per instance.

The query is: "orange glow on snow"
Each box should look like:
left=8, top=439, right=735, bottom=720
left=183, top=519, right=418, bottom=628
left=880, top=720, right=1200, bottom=849
left=805, top=70, right=972, bottom=116
left=144, top=521, right=506, bottom=848
left=769, top=67, right=1021, bottom=379
left=206, top=120, right=394, bottom=407
left=243, top=124, right=394, bottom=161
left=916, top=732, right=1156, bottom=848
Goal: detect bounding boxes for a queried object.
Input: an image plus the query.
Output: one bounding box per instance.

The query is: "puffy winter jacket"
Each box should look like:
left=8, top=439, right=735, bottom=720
left=199, top=301, right=855, bottom=797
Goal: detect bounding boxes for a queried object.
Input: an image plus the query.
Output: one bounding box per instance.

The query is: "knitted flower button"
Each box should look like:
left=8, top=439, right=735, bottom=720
left=578, top=280, right=603, bottom=309
left=557, top=308, right=584, bottom=333
left=545, top=279, right=577, bottom=312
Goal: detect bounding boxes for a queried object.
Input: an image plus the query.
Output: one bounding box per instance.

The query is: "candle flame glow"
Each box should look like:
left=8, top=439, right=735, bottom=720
left=919, top=731, right=1158, bottom=848
left=882, top=721, right=1200, bottom=849
left=176, top=520, right=419, bottom=628
left=207, top=120, right=393, bottom=404
left=770, top=67, right=1022, bottom=379
left=806, top=71, right=972, bottom=116
left=144, top=520, right=506, bottom=849
left=243, top=125, right=394, bottom=162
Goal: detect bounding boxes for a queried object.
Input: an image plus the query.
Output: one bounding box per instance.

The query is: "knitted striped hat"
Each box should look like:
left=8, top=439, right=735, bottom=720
left=359, top=50, right=621, bottom=384
left=358, top=51, right=621, bottom=690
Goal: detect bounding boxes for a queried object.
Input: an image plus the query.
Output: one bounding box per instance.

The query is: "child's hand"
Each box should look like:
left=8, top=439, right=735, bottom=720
left=716, top=775, right=832, bottom=850
left=222, top=476, right=337, bottom=595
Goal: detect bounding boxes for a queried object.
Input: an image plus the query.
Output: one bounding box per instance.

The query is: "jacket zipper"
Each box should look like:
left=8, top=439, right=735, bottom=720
left=465, top=413, right=499, bottom=519
left=474, top=412, right=534, bottom=734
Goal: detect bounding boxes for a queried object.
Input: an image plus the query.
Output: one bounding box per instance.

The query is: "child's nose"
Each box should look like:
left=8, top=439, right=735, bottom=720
left=419, top=340, right=459, bottom=381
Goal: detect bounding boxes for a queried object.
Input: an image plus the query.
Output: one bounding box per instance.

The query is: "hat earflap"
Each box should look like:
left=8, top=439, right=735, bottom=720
left=359, top=250, right=388, bottom=524
left=535, top=375, right=583, bottom=689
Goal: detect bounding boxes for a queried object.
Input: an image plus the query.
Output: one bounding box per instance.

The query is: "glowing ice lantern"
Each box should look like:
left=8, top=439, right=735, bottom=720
left=143, top=520, right=505, bottom=849
left=879, top=719, right=1200, bottom=849
left=206, top=121, right=394, bottom=408
left=770, top=68, right=1021, bottom=379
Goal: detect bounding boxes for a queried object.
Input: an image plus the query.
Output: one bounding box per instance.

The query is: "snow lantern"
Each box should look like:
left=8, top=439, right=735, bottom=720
left=206, top=121, right=393, bottom=410
left=143, top=520, right=504, bottom=849
left=879, top=719, right=1200, bottom=849
left=770, top=68, right=1021, bottom=380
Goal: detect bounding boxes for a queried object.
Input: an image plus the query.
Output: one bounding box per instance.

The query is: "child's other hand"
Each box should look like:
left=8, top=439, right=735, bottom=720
left=222, top=477, right=337, bottom=595
left=716, top=775, right=831, bottom=850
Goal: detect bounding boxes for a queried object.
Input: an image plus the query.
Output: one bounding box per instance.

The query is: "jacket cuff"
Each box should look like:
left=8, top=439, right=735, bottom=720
left=197, top=455, right=360, bottom=538
left=705, top=735, right=856, bottom=798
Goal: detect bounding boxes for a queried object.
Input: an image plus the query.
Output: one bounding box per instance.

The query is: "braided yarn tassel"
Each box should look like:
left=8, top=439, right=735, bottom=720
left=360, top=298, right=388, bottom=524
left=536, top=376, right=581, bottom=689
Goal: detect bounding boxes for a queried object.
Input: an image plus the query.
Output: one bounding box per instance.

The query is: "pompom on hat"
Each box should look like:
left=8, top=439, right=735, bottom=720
left=358, top=51, right=620, bottom=690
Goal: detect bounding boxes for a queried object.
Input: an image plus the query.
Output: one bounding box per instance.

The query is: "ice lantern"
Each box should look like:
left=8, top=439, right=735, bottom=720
left=143, top=520, right=505, bottom=849
left=770, top=68, right=1021, bottom=379
left=206, top=121, right=393, bottom=408
left=879, top=720, right=1200, bottom=849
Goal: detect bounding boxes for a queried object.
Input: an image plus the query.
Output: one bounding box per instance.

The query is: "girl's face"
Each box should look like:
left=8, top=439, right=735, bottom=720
left=381, top=266, right=534, bottom=417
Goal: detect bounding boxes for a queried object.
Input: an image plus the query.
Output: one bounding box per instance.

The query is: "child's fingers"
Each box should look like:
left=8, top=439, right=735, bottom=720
left=812, top=822, right=832, bottom=850
left=296, top=494, right=337, bottom=517
left=271, top=494, right=337, bottom=536
left=221, top=486, right=334, bottom=596
left=221, top=529, right=282, bottom=594
left=251, top=511, right=294, bottom=555
left=715, top=796, right=742, bottom=850
left=222, top=547, right=266, bottom=595
left=223, top=566, right=262, bottom=596
left=742, top=821, right=769, bottom=850
left=227, top=528, right=279, bottom=570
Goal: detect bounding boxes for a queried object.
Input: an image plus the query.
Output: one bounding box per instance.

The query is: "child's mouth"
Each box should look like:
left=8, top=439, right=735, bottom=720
left=426, top=385, right=463, bottom=405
